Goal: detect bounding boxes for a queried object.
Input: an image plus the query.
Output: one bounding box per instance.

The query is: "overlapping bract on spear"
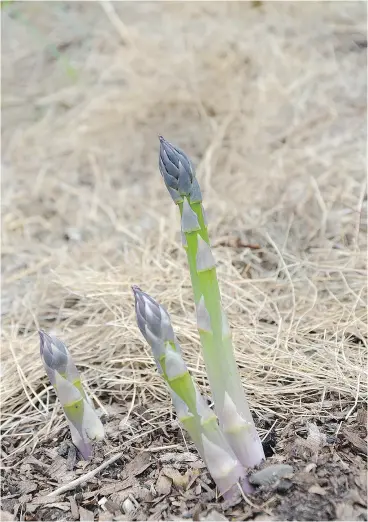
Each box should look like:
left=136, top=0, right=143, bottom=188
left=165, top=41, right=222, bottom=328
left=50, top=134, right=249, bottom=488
left=132, top=136, right=265, bottom=498
left=39, top=331, right=104, bottom=459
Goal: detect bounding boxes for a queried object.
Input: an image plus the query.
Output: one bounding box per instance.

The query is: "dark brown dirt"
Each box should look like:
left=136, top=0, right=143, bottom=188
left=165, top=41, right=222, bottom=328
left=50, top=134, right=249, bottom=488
left=1, top=406, right=367, bottom=521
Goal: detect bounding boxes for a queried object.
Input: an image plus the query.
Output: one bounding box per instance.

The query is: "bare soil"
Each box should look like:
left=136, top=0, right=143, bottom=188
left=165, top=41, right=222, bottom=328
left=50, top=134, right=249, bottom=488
left=1, top=405, right=367, bottom=521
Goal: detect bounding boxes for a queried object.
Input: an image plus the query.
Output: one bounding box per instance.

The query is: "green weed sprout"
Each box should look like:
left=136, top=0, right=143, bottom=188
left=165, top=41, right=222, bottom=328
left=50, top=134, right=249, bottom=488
left=132, top=286, right=252, bottom=499
left=39, top=331, right=104, bottom=459
left=157, top=136, right=265, bottom=469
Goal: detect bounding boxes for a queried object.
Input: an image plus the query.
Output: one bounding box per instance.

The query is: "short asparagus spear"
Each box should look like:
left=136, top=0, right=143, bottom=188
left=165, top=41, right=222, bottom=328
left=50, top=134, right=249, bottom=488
left=158, top=136, right=265, bottom=468
left=39, top=331, right=104, bottom=459
left=132, top=286, right=252, bottom=498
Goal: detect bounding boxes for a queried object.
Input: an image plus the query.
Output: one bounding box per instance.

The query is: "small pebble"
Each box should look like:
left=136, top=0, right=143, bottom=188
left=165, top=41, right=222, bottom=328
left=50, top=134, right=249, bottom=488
left=249, top=464, right=294, bottom=486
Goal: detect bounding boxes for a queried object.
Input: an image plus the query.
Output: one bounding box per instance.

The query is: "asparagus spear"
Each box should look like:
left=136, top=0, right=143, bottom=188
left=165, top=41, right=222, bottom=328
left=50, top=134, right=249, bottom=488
left=132, top=286, right=251, bottom=498
left=158, top=136, right=265, bottom=469
left=39, top=331, right=104, bottom=459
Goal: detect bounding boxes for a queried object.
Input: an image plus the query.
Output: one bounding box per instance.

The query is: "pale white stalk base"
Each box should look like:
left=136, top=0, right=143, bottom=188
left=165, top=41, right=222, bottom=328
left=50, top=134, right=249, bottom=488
left=69, top=421, right=92, bottom=460
left=224, top=425, right=265, bottom=470
left=221, top=476, right=255, bottom=503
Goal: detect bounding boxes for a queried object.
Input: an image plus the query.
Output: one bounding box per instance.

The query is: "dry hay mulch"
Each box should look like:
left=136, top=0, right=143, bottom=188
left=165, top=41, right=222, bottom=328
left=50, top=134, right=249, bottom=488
left=1, top=2, right=367, bottom=521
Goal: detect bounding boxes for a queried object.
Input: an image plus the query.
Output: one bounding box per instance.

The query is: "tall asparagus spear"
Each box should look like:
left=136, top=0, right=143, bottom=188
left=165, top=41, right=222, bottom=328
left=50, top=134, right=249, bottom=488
left=132, top=286, right=252, bottom=498
left=158, top=136, right=265, bottom=469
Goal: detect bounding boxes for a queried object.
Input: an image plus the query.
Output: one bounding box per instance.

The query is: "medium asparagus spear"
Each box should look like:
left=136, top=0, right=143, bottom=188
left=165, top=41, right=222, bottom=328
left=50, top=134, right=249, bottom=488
left=158, top=136, right=265, bottom=469
left=132, top=286, right=251, bottom=498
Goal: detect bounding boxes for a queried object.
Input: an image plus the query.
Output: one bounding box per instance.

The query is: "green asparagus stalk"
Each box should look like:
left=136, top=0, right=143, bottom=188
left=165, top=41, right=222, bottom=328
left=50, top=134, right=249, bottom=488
left=39, top=331, right=104, bottom=459
left=158, top=136, right=265, bottom=469
left=132, top=286, right=252, bottom=498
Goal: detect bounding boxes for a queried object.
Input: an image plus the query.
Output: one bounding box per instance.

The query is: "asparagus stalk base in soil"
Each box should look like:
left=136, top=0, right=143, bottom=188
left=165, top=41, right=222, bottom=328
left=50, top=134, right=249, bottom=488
left=132, top=286, right=253, bottom=499
left=159, top=136, right=265, bottom=469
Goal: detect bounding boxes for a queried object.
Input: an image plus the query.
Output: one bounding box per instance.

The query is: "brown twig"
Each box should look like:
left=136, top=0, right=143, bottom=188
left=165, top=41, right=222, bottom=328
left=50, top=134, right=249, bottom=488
left=215, top=238, right=261, bottom=249
left=46, top=451, right=124, bottom=497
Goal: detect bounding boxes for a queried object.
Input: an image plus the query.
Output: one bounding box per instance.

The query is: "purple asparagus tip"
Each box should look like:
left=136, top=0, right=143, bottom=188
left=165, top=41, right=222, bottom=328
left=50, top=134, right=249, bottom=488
left=158, top=135, right=201, bottom=204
